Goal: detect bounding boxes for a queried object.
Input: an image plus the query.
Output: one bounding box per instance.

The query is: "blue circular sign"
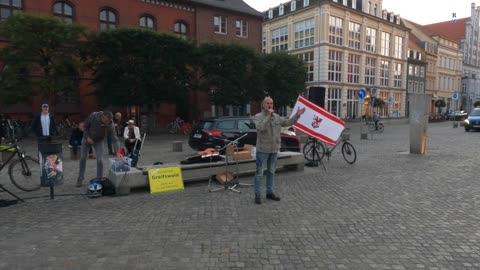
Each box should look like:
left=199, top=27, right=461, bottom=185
left=452, top=93, right=459, bottom=100
left=387, top=97, right=393, bottom=104
left=358, top=89, right=366, bottom=99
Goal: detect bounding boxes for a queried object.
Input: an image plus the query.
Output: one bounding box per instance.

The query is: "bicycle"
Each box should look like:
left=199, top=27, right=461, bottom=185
left=167, top=117, right=191, bottom=134
left=0, top=138, right=41, bottom=191
left=303, top=130, right=357, bottom=164
left=367, top=121, right=384, bottom=133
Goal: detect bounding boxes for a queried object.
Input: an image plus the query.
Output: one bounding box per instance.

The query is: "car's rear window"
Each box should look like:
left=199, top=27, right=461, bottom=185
left=197, top=121, right=214, bottom=130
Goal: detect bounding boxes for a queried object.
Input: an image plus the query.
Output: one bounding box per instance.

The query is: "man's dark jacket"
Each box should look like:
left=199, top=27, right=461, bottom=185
left=31, top=114, right=57, bottom=138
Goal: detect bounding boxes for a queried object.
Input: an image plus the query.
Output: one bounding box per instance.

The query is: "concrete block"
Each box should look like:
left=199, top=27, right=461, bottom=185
left=108, top=167, right=145, bottom=195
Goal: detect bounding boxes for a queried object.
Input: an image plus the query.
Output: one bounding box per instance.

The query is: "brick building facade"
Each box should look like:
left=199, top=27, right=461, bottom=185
left=0, top=0, right=262, bottom=126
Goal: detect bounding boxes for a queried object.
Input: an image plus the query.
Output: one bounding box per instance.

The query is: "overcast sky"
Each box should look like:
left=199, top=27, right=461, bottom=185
left=243, top=0, right=477, bottom=25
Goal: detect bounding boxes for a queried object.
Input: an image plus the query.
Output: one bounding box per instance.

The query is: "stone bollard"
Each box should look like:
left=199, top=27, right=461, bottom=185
left=172, top=141, right=183, bottom=152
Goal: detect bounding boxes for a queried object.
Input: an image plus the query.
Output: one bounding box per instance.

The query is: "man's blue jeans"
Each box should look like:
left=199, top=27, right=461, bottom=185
left=254, top=151, right=277, bottom=195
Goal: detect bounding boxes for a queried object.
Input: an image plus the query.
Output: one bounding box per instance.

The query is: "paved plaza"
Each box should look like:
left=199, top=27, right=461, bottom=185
left=1, top=120, right=480, bottom=270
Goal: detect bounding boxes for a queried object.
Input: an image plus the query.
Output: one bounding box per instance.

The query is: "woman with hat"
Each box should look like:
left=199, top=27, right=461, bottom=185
left=123, top=119, right=141, bottom=154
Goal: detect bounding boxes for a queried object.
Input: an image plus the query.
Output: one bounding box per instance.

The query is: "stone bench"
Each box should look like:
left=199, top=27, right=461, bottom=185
left=108, top=151, right=304, bottom=195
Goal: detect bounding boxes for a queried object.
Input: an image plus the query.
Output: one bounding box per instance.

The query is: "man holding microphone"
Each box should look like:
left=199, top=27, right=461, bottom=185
left=253, top=96, right=305, bottom=205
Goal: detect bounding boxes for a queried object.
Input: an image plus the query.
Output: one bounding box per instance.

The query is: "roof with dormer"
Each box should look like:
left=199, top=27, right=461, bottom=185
left=188, top=0, right=263, bottom=17
left=423, top=18, right=468, bottom=43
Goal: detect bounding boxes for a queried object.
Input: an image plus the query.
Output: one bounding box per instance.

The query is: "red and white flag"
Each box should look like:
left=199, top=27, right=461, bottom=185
left=290, top=96, right=345, bottom=145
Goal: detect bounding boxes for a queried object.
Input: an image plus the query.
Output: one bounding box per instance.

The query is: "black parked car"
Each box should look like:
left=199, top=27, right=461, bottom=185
left=188, top=116, right=301, bottom=152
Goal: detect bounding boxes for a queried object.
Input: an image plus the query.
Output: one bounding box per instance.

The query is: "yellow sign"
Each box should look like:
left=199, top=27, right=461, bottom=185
left=148, top=167, right=184, bottom=194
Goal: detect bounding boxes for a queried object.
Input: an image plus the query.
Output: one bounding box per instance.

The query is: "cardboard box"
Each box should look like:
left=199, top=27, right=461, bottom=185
left=226, top=144, right=252, bottom=161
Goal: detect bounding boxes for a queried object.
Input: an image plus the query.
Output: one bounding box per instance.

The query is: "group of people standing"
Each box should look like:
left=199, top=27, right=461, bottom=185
left=30, top=104, right=142, bottom=187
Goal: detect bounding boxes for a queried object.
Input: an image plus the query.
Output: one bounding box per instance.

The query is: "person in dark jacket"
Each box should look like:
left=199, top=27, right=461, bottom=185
left=76, top=111, right=122, bottom=187
left=31, top=103, right=57, bottom=143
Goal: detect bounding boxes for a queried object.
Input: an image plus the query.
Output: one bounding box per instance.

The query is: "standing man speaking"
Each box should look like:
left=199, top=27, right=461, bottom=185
left=76, top=111, right=122, bottom=187
left=253, top=96, right=305, bottom=205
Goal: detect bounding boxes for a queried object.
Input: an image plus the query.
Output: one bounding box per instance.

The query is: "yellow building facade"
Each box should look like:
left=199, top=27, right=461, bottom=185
left=263, top=0, right=409, bottom=119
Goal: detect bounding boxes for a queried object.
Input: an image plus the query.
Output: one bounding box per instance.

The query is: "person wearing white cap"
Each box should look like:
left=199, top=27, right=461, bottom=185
left=123, top=119, right=141, bottom=154
left=31, top=103, right=57, bottom=143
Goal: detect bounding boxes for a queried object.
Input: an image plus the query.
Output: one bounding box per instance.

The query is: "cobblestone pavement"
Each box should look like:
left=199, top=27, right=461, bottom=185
left=1, top=121, right=480, bottom=270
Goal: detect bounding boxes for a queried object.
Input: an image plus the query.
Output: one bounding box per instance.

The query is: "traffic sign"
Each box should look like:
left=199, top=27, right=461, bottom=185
left=452, top=93, right=459, bottom=100
left=358, top=88, right=366, bottom=99
left=387, top=96, right=393, bottom=104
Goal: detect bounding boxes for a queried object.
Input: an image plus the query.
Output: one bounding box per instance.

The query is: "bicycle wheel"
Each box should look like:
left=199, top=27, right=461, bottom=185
left=367, top=124, right=375, bottom=133
left=303, top=139, right=325, bottom=162
left=8, top=156, right=41, bottom=192
left=377, top=123, right=384, bottom=133
left=341, top=142, right=357, bottom=164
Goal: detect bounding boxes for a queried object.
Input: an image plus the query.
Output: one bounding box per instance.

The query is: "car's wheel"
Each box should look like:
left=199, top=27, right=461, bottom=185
left=465, top=126, right=470, bottom=132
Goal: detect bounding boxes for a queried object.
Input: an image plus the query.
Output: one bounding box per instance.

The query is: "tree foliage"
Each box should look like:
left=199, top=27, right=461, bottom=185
left=194, top=42, right=263, bottom=106
left=84, top=28, right=194, bottom=107
left=0, top=13, right=86, bottom=103
left=434, top=99, right=446, bottom=108
left=372, top=98, right=385, bottom=108
left=261, top=52, right=306, bottom=108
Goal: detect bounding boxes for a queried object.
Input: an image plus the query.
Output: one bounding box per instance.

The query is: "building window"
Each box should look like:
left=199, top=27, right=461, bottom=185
left=367, top=1, right=371, bottom=14
left=419, top=82, right=424, bottom=93
left=327, top=88, right=341, bottom=116
left=262, top=31, right=266, bottom=54
left=279, top=5, right=284, bottom=15
left=420, top=66, right=425, bottom=78
left=329, top=16, right=343, bottom=46
left=379, top=91, right=389, bottom=116
left=99, top=9, right=117, bottom=30
left=291, top=1, right=296, bottom=11
left=394, top=63, right=402, bottom=88
left=235, top=19, right=248, bottom=37
left=365, top=57, right=376, bottom=85
left=394, top=36, right=404, bottom=59
left=373, top=4, right=377, bottom=16
left=346, top=89, right=359, bottom=119
left=0, top=0, right=22, bottom=21
left=408, top=65, right=413, bottom=76
left=407, top=81, right=413, bottom=93
left=53, top=1, right=73, bottom=23
left=347, top=54, right=360, bottom=83
left=214, top=16, right=227, bottom=34
left=328, top=50, right=342, bottom=82
left=139, top=15, right=155, bottom=30
left=392, top=93, right=401, bottom=116
left=380, top=60, right=390, bottom=86
left=174, top=22, right=188, bottom=38
left=297, top=51, right=314, bottom=82
left=271, top=26, right=288, bottom=52
left=380, top=32, right=391, bottom=56
left=365, top=27, right=377, bottom=53
left=268, top=9, right=273, bottom=19
left=414, top=66, right=419, bottom=76
left=348, top=22, right=361, bottom=50
left=304, top=0, right=310, bottom=7
left=294, top=18, right=315, bottom=49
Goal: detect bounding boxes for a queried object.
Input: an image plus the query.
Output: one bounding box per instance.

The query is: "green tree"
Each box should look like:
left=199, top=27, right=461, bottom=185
left=261, top=52, right=306, bottom=108
left=194, top=42, right=263, bottom=106
left=372, top=98, right=385, bottom=108
left=0, top=13, right=86, bottom=103
left=434, top=99, right=446, bottom=113
left=85, top=28, right=194, bottom=109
